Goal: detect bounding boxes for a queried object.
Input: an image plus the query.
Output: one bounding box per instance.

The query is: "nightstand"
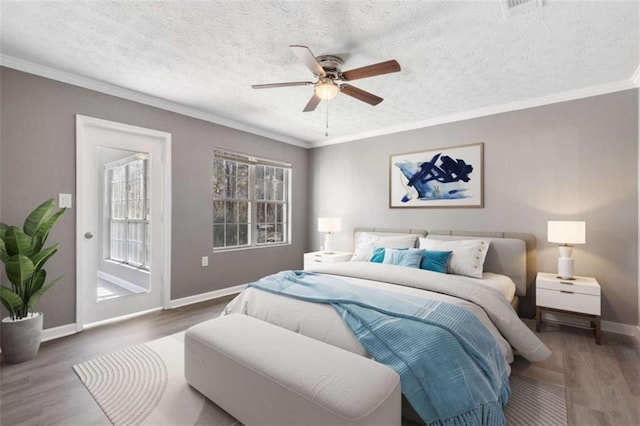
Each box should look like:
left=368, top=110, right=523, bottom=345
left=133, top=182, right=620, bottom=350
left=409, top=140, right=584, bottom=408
left=303, top=251, right=352, bottom=269
left=535, top=272, right=602, bottom=344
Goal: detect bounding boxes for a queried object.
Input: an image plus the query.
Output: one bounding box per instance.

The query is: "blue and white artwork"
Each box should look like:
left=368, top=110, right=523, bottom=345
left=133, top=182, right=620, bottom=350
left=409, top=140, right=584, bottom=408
left=390, top=143, right=483, bottom=208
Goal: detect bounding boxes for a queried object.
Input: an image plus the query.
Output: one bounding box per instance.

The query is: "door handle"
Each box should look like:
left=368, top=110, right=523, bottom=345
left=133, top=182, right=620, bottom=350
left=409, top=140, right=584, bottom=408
left=84, top=232, right=94, bottom=239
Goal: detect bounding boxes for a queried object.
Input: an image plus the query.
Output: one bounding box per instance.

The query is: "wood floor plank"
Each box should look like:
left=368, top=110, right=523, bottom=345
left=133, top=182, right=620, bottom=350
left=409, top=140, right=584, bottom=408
left=1, top=295, right=638, bottom=426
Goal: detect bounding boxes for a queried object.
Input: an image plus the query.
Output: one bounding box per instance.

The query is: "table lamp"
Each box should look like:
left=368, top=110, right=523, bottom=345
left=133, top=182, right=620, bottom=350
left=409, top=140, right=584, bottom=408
left=318, top=217, right=341, bottom=254
left=547, top=221, right=586, bottom=279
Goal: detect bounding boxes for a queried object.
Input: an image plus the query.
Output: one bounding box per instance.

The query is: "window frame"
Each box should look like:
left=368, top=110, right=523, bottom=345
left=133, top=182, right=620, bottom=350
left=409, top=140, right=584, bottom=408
left=213, top=150, right=292, bottom=252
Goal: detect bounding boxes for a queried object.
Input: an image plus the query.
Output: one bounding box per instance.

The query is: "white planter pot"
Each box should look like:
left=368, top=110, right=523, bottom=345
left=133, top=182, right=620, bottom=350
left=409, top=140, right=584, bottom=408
left=1, top=313, right=44, bottom=364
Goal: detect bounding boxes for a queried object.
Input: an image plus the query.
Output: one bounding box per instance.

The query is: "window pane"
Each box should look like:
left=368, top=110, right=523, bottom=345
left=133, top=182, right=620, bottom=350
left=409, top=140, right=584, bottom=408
left=213, top=159, right=225, bottom=199
left=110, top=221, right=126, bottom=262
left=255, top=178, right=264, bottom=200
left=128, top=222, right=144, bottom=267
left=226, top=201, right=237, bottom=223
left=226, top=176, right=236, bottom=199
left=238, top=201, right=248, bottom=223
left=274, top=223, right=283, bottom=243
left=266, top=203, right=275, bottom=222
left=213, top=224, right=225, bottom=248
left=238, top=224, right=248, bottom=245
left=254, top=202, right=263, bottom=223
left=237, top=164, right=249, bottom=199
left=226, top=224, right=238, bottom=246
left=213, top=201, right=225, bottom=224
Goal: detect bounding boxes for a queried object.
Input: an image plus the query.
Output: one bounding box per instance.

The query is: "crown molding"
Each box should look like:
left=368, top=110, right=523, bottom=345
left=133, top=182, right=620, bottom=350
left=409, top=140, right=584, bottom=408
left=310, top=78, right=637, bottom=148
left=0, top=54, right=310, bottom=149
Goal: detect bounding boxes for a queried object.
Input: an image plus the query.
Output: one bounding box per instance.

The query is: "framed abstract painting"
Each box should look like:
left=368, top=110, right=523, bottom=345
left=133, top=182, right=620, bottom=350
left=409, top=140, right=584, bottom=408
left=389, top=142, right=484, bottom=208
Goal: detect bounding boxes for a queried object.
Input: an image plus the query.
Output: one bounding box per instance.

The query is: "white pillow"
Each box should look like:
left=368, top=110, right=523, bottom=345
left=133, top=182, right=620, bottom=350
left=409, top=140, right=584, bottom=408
left=351, top=234, right=418, bottom=261
left=419, top=238, right=490, bottom=278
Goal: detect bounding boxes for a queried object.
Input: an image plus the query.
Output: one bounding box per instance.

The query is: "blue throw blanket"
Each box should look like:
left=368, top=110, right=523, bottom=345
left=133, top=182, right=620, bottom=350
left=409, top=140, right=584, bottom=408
left=248, top=270, right=510, bottom=426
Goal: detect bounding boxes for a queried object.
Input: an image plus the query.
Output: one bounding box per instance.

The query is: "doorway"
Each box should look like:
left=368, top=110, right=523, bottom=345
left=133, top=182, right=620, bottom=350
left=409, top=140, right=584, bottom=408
left=76, top=115, right=171, bottom=328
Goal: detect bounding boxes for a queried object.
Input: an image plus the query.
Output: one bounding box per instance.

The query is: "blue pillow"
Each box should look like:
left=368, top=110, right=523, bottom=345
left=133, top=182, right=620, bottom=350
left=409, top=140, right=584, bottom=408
left=383, top=248, right=425, bottom=268
left=420, top=250, right=453, bottom=273
left=369, top=247, right=409, bottom=263
left=369, top=247, right=386, bottom=263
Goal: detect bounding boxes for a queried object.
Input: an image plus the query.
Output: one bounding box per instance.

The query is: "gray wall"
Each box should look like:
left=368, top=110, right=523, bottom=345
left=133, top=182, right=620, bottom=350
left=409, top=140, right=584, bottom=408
left=309, top=89, right=638, bottom=325
left=0, top=67, right=308, bottom=329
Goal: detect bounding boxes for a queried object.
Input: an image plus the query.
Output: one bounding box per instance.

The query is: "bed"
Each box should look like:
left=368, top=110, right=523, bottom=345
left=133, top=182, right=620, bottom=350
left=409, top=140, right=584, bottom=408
left=223, top=228, right=550, bottom=425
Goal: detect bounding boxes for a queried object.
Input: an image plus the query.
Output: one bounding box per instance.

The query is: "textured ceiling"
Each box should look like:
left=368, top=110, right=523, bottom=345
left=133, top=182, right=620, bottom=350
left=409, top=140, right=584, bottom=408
left=1, top=1, right=639, bottom=147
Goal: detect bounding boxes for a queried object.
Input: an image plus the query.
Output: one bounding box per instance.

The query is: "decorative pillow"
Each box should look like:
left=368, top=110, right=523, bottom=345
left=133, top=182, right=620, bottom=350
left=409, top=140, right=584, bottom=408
left=418, top=238, right=490, bottom=278
left=351, top=234, right=418, bottom=261
left=420, top=250, right=453, bottom=273
left=383, top=248, right=425, bottom=268
left=369, top=247, right=386, bottom=263
left=369, top=247, right=410, bottom=263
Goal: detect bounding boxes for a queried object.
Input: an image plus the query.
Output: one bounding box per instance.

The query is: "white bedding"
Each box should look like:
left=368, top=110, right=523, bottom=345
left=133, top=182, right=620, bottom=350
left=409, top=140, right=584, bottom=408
left=223, top=262, right=550, bottom=372
left=470, top=272, right=516, bottom=302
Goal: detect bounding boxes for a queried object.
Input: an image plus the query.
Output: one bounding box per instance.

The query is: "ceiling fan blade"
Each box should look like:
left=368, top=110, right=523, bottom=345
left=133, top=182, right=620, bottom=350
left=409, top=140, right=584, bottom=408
left=340, top=84, right=383, bottom=106
left=341, top=60, right=401, bottom=81
left=290, top=45, right=327, bottom=77
left=252, top=81, right=314, bottom=89
left=303, top=93, right=322, bottom=112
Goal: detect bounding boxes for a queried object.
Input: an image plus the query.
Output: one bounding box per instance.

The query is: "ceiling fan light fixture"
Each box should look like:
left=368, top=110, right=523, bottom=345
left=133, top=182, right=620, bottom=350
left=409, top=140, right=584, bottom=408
left=315, top=80, right=339, bottom=100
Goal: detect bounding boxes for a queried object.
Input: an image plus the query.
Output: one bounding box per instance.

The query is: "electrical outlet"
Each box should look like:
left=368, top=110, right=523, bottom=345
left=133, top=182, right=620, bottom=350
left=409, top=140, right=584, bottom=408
left=202, top=256, right=209, bottom=267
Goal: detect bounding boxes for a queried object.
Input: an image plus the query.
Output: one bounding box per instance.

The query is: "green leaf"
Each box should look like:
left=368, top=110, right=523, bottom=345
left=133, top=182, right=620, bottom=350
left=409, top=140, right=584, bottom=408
left=4, top=227, right=33, bottom=257
left=0, top=286, right=23, bottom=319
left=28, top=269, right=46, bottom=298
left=5, top=254, right=35, bottom=286
left=0, top=222, right=8, bottom=241
left=26, top=276, right=60, bottom=312
left=31, top=208, right=65, bottom=252
left=31, top=244, right=59, bottom=272
left=23, top=198, right=55, bottom=237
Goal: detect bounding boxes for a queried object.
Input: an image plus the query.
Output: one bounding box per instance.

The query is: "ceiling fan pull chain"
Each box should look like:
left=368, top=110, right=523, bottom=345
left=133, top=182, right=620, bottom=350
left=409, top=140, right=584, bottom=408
left=325, top=98, right=329, bottom=137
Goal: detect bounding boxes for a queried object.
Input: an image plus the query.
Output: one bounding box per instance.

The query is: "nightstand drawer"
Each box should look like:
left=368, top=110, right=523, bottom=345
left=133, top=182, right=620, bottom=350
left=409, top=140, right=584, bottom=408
left=537, top=288, right=601, bottom=315
left=537, top=276, right=600, bottom=296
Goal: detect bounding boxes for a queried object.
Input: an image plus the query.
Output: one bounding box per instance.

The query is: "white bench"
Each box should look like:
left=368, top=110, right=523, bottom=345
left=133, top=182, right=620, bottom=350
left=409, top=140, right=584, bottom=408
left=185, top=314, right=401, bottom=426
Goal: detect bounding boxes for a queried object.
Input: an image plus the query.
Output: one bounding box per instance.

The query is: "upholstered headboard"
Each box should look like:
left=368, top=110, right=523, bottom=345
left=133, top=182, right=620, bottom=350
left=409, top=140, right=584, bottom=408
left=353, top=227, right=427, bottom=240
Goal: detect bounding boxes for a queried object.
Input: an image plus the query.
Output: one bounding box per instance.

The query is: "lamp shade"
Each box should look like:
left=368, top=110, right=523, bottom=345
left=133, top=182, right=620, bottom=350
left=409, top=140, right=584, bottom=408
left=547, top=221, right=586, bottom=245
left=318, top=217, right=341, bottom=233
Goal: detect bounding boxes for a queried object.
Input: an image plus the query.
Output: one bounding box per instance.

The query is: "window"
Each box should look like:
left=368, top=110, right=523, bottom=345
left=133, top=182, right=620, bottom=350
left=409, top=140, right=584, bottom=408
left=213, top=150, right=291, bottom=250
left=105, top=154, right=150, bottom=269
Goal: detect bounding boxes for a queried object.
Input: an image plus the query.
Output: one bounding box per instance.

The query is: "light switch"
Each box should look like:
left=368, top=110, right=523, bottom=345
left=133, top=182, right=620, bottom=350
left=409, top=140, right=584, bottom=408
left=202, top=256, right=209, bottom=267
left=59, top=193, right=72, bottom=208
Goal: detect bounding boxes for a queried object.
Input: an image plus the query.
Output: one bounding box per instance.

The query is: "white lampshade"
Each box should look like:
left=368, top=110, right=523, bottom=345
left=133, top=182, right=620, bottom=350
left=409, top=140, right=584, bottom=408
left=318, top=217, right=342, bottom=233
left=547, top=221, right=586, bottom=245
left=548, top=220, right=586, bottom=279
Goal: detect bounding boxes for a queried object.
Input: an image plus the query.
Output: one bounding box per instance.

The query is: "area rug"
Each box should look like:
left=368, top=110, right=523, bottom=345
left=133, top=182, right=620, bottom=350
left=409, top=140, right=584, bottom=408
left=74, top=332, right=567, bottom=426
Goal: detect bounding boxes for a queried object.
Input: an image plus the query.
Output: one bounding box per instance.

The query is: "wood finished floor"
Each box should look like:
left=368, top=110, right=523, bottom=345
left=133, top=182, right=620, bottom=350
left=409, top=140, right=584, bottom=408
left=1, top=297, right=638, bottom=426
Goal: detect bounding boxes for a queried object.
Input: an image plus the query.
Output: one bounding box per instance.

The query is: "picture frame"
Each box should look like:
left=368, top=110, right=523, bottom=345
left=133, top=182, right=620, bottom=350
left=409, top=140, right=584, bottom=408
left=389, top=142, right=484, bottom=208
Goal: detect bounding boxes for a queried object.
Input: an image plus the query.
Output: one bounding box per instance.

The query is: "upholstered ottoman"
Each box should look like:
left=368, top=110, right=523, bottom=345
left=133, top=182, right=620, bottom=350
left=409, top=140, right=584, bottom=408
left=185, top=314, right=401, bottom=426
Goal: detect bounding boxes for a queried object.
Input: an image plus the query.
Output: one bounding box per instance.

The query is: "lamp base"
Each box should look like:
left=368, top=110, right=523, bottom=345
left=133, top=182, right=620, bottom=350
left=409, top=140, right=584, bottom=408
left=557, top=257, right=575, bottom=280
left=324, top=234, right=334, bottom=254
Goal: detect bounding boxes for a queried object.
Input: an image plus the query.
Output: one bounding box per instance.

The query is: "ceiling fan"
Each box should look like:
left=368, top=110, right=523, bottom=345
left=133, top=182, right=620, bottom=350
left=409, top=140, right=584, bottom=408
left=252, top=45, right=401, bottom=112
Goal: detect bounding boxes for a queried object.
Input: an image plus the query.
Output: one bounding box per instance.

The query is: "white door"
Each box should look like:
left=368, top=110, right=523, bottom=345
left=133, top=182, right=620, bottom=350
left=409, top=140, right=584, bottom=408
left=76, top=115, right=171, bottom=327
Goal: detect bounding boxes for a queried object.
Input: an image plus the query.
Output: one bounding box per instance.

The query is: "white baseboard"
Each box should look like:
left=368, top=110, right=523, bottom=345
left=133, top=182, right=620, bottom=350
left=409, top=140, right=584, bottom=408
left=169, top=284, right=246, bottom=309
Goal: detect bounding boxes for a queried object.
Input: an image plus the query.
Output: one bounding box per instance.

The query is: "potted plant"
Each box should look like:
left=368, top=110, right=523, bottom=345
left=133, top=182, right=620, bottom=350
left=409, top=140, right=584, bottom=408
left=0, top=198, right=65, bottom=364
